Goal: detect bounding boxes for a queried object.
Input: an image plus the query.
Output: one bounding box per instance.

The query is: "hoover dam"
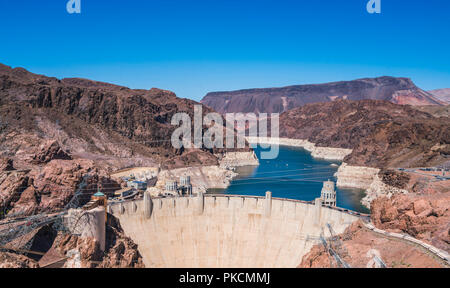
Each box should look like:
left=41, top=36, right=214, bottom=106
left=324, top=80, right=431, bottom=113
left=109, top=193, right=362, bottom=268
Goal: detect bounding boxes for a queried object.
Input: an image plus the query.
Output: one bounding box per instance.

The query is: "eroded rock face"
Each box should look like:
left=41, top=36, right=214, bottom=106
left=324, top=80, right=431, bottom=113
left=31, top=140, right=72, bottom=164
left=280, top=100, right=450, bottom=168
left=371, top=194, right=450, bottom=253
left=0, top=63, right=252, bottom=218
left=380, top=170, right=410, bottom=189
left=98, top=215, right=144, bottom=268
left=0, top=158, right=14, bottom=171
left=0, top=171, right=30, bottom=217
left=51, top=233, right=103, bottom=268
left=44, top=214, right=144, bottom=268
left=0, top=252, right=39, bottom=268
left=0, top=63, right=249, bottom=172
left=30, top=159, right=95, bottom=212
left=9, top=186, right=39, bottom=216
left=2, top=159, right=119, bottom=216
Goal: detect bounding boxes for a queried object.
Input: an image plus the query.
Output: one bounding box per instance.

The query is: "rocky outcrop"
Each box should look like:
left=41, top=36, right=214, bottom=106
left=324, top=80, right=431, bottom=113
left=335, top=163, right=380, bottom=190
left=299, top=221, right=446, bottom=268
left=0, top=171, right=30, bottom=217
left=380, top=169, right=411, bottom=189
left=202, top=76, right=443, bottom=115
left=39, top=214, right=144, bottom=268
left=8, top=186, right=40, bottom=216
left=0, top=63, right=257, bottom=217
left=0, top=63, right=250, bottom=171
left=362, top=174, right=409, bottom=208
left=51, top=233, right=103, bottom=268
left=218, top=151, right=259, bottom=168
left=1, top=158, right=121, bottom=217
left=280, top=100, right=450, bottom=168
left=334, top=164, right=410, bottom=208
left=371, top=194, right=450, bottom=253
left=0, top=252, right=39, bottom=268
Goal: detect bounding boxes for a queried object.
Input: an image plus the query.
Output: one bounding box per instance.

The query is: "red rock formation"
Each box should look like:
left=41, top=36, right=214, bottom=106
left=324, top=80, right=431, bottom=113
left=380, top=169, right=410, bottom=189
left=9, top=186, right=39, bottom=216
left=371, top=194, right=450, bottom=253
left=50, top=233, right=103, bottom=268
left=279, top=100, right=450, bottom=168
left=41, top=214, right=144, bottom=268
left=0, top=63, right=245, bottom=170
left=299, top=221, right=446, bottom=268
left=0, top=158, right=14, bottom=171
left=0, top=63, right=250, bottom=217
left=31, top=140, right=72, bottom=164
left=98, top=215, right=144, bottom=268
left=0, top=171, right=30, bottom=217
left=0, top=252, right=39, bottom=268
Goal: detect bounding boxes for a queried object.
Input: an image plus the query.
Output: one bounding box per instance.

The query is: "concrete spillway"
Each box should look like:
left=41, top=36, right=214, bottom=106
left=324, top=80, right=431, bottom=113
left=109, top=194, right=359, bottom=268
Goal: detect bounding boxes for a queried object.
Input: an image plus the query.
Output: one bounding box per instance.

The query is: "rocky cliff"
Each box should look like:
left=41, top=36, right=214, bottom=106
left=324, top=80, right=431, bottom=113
left=429, top=89, right=450, bottom=104
left=0, top=63, right=241, bottom=171
left=299, top=221, right=446, bottom=268
left=246, top=137, right=352, bottom=161
left=202, top=76, right=443, bottom=114
left=279, top=100, right=450, bottom=168
left=0, top=64, right=253, bottom=217
left=371, top=193, right=450, bottom=253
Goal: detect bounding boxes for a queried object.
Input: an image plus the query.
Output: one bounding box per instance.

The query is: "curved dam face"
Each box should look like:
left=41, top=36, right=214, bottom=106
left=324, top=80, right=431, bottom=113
left=109, top=194, right=359, bottom=268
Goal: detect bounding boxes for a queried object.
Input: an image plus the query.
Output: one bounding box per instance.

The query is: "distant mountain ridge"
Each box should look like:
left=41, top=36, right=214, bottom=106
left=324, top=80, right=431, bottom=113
left=201, top=76, right=444, bottom=114
left=429, top=88, right=450, bottom=104
left=0, top=63, right=243, bottom=171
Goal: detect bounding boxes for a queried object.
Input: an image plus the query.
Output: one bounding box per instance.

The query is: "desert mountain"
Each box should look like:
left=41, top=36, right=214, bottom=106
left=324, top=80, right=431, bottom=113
left=0, top=63, right=241, bottom=171
left=201, top=77, right=444, bottom=114
left=279, top=100, right=450, bottom=168
left=429, top=88, right=450, bottom=104
left=0, top=63, right=245, bottom=217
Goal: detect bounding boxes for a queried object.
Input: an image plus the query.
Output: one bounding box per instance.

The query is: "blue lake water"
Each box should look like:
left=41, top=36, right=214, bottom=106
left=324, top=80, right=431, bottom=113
left=209, top=145, right=370, bottom=214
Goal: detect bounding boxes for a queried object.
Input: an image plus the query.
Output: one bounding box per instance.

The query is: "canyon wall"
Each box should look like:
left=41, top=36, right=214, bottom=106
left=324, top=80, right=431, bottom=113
left=218, top=151, right=260, bottom=168
left=335, top=163, right=410, bottom=208
left=362, top=174, right=408, bottom=208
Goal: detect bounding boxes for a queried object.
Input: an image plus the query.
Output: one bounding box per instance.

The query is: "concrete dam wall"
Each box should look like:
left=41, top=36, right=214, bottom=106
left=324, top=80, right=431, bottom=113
left=109, top=194, right=360, bottom=268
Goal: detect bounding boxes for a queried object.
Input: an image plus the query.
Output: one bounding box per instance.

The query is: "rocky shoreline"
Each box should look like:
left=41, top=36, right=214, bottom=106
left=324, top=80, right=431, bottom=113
left=335, top=163, right=380, bottom=189
left=246, top=137, right=411, bottom=209
left=246, top=137, right=352, bottom=161
left=362, top=174, right=409, bottom=208
left=147, top=151, right=258, bottom=196
left=155, top=166, right=238, bottom=194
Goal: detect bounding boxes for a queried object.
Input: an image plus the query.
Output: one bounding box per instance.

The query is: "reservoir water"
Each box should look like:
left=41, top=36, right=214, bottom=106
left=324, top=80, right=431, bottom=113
left=210, top=145, right=370, bottom=214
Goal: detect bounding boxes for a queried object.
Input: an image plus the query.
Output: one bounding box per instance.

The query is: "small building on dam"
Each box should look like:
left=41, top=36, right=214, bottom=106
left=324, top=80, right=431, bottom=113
left=108, top=189, right=363, bottom=268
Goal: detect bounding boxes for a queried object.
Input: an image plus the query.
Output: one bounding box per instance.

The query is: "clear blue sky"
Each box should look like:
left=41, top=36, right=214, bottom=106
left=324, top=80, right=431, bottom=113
left=1, top=0, right=449, bottom=101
